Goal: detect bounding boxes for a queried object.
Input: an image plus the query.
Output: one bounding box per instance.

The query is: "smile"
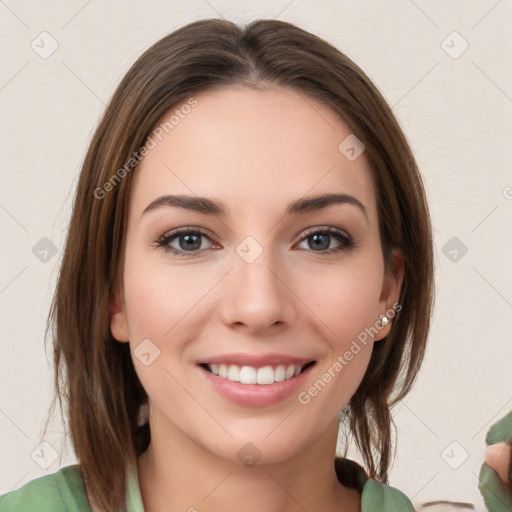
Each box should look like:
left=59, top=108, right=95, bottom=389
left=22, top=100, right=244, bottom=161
left=196, top=353, right=317, bottom=406
left=201, top=362, right=316, bottom=385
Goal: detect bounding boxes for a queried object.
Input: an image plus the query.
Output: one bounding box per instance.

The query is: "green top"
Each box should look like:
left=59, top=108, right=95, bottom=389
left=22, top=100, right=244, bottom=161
left=0, top=459, right=414, bottom=511
left=478, top=410, right=512, bottom=511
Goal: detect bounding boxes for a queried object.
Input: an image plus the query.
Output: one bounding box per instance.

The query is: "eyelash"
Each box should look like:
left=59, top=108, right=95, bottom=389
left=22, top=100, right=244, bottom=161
left=154, top=226, right=355, bottom=259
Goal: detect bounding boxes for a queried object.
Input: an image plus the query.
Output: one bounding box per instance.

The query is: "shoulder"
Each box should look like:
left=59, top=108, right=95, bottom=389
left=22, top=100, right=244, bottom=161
left=360, top=478, right=415, bottom=512
left=335, top=457, right=415, bottom=511
left=0, top=465, right=91, bottom=512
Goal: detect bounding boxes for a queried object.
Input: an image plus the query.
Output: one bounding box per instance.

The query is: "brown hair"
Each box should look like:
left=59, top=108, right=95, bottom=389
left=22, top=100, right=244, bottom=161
left=43, top=18, right=434, bottom=511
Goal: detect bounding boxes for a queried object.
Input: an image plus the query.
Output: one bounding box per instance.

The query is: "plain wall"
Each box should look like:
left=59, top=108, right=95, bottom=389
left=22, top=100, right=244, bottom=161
left=1, top=1, right=511, bottom=510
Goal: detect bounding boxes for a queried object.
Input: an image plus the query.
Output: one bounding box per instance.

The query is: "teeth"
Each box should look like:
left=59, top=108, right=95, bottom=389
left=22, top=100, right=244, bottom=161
left=206, top=363, right=304, bottom=385
left=257, top=366, right=274, bottom=384
left=240, top=366, right=256, bottom=384
left=273, top=365, right=285, bottom=382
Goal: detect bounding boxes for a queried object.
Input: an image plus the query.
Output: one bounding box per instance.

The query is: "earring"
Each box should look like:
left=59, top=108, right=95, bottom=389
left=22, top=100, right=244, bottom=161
left=380, top=316, right=389, bottom=326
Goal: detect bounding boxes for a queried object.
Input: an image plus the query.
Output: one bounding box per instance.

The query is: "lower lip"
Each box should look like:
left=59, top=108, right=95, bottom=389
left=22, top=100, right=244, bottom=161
left=198, top=364, right=315, bottom=407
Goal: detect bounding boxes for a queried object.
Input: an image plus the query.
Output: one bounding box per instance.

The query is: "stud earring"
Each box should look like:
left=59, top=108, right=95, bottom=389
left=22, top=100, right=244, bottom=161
left=380, top=316, right=389, bottom=326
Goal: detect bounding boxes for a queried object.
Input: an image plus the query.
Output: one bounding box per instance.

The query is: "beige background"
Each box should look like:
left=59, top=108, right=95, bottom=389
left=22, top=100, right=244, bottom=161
left=1, top=1, right=511, bottom=510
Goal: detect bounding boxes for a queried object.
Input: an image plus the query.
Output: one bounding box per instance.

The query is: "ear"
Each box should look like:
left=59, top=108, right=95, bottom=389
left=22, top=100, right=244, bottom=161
left=374, top=249, right=404, bottom=341
left=111, top=288, right=130, bottom=342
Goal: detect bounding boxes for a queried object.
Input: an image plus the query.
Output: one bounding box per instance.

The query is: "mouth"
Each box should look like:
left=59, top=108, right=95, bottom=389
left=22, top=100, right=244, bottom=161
left=199, top=361, right=316, bottom=385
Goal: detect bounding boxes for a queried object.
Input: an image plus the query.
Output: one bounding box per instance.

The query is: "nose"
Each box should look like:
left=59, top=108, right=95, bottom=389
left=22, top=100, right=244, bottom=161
left=219, top=246, right=297, bottom=336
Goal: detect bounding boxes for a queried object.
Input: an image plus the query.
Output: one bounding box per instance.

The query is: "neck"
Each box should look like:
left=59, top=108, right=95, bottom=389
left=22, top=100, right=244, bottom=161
left=136, top=416, right=360, bottom=512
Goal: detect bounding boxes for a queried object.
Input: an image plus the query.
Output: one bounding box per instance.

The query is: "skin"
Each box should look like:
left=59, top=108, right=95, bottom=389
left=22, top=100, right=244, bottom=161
left=111, top=85, right=404, bottom=512
left=485, top=443, right=511, bottom=490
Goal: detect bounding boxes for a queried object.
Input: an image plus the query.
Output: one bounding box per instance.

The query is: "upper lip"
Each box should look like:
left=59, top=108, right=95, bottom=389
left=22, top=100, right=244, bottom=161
left=199, top=353, right=315, bottom=369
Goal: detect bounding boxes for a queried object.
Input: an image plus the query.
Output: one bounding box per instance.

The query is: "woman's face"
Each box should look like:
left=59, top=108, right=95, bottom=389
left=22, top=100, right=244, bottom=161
left=111, top=85, right=402, bottom=465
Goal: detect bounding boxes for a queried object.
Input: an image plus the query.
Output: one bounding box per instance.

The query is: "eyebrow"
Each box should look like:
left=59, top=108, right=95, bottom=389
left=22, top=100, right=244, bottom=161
left=141, top=193, right=368, bottom=221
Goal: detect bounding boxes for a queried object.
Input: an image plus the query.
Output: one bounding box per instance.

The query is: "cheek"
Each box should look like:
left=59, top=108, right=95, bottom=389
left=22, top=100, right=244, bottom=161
left=121, top=257, right=206, bottom=407
left=292, top=263, right=383, bottom=409
left=122, top=253, right=211, bottom=341
left=296, top=261, right=384, bottom=345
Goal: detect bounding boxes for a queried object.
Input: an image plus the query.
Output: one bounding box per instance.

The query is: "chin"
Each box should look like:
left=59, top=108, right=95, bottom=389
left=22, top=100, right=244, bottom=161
left=198, top=427, right=313, bottom=468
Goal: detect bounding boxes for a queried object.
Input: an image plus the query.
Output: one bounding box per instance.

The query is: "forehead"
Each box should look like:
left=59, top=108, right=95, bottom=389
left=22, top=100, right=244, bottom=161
left=130, top=85, right=377, bottom=221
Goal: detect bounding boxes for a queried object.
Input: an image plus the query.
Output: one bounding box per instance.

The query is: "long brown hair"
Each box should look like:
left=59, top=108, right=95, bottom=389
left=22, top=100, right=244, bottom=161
left=43, top=18, right=434, bottom=511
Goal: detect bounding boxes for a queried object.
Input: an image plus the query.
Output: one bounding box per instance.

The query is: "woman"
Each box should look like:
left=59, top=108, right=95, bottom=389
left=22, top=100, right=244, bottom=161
left=0, top=18, right=434, bottom=511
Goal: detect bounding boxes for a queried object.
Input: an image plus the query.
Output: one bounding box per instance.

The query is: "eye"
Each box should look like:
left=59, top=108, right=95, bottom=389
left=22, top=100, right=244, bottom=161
left=155, top=227, right=217, bottom=258
left=295, top=226, right=354, bottom=253
left=155, top=225, right=354, bottom=258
